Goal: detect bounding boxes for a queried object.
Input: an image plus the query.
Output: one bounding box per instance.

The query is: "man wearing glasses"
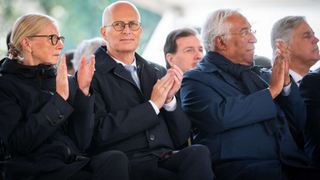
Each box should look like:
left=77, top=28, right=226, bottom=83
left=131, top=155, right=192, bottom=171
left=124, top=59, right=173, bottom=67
left=181, top=9, right=320, bottom=180
left=87, top=1, right=213, bottom=180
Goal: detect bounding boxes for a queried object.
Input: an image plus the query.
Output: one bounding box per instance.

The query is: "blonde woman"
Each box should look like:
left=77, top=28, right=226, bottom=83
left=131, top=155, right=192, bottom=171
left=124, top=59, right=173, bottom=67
left=0, top=13, right=129, bottom=180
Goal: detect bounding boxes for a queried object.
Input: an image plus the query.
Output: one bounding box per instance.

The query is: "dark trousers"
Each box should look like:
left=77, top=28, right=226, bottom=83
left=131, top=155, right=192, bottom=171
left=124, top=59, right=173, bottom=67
left=282, top=164, right=320, bottom=180
left=129, top=144, right=213, bottom=180
left=69, top=150, right=130, bottom=180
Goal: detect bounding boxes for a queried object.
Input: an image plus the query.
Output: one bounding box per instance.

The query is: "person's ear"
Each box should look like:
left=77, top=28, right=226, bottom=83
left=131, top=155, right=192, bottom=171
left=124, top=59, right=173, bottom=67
left=215, top=36, right=227, bottom=50
left=166, top=53, right=175, bottom=67
left=20, top=37, right=32, bottom=52
left=100, top=27, right=108, bottom=41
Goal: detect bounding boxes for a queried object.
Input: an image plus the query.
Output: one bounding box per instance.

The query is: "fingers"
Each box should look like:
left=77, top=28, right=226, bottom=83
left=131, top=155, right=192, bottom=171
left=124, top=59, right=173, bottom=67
left=158, top=73, right=175, bottom=91
left=275, top=39, right=290, bottom=61
left=80, top=55, right=87, bottom=68
left=56, top=54, right=69, bottom=100
left=171, top=65, right=183, bottom=83
left=88, top=55, right=96, bottom=75
left=58, top=54, right=66, bottom=70
left=150, top=74, right=175, bottom=109
left=77, top=55, right=95, bottom=96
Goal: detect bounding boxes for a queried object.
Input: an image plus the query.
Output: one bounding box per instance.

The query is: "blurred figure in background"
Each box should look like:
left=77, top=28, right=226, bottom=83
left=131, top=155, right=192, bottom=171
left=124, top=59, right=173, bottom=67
left=253, top=55, right=272, bottom=69
left=64, top=49, right=75, bottom=75
left=72, top=37, right=105, bottom=71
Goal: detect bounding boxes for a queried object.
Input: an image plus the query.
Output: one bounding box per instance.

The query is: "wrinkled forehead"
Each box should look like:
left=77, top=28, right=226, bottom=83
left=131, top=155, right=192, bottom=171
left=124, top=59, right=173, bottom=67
left=225, top=14, right=251, bottom=31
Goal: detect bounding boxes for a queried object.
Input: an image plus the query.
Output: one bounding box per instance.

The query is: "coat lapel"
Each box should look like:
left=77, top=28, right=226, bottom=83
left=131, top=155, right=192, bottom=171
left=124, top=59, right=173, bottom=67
left=137, top=55, right=157, bottom=101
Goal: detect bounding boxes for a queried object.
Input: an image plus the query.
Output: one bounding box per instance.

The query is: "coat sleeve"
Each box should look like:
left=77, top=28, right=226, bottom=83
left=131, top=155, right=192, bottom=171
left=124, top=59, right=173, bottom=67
left=299, top=72, right=320, bottom=144
left=161, top=97, right=191, bottom=148
left=180, top=71, right=278, bottom=134
left=0, top=84, right=74, bottom=155
left=66, top=76, right=95, bottom=151
left=91, top=74, right=161, bottom=147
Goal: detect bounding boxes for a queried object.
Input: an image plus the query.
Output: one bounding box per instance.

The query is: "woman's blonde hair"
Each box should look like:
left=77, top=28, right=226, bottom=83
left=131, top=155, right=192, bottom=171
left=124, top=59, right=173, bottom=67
left=9, top=13, right=56, bottom=60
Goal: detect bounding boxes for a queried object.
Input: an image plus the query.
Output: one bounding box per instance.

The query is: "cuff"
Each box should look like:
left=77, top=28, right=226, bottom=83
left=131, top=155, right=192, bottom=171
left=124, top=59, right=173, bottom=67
left=163, top=96, right=177, bottom=112
left=281, top=82, right=292, bottom=96
left=149, top=100, right=160, bottom=115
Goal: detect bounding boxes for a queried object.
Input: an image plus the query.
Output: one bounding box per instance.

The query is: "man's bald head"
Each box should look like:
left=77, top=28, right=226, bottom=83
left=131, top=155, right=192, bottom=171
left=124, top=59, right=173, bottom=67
left=102, top=1, right=141, bottom=27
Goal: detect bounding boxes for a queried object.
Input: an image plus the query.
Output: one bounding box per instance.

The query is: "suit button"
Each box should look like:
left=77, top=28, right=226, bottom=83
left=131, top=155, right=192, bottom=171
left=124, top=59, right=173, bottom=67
left=150, top=135, right=155, bottom=141
left=59, top=114, right=64, bottom=119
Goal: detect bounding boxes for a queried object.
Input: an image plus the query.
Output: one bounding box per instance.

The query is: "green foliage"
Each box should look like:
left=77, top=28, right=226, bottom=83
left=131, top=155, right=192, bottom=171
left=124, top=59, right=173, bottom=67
left=0, top=0, right=161, bottom=57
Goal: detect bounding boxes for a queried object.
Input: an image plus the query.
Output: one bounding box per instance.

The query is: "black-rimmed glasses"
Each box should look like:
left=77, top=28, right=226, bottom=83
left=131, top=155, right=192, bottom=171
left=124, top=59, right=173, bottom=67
left=221, top=29, right=256, bottom=37
left=104, top=21, right=141, bottom=31
left=27, top=34, right=65, bottom=45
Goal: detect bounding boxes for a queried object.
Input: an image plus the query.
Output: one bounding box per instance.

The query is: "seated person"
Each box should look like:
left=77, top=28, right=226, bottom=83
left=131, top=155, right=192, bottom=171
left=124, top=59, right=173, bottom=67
left=0, top=13, right=129, bottom=180
left=164, top=27, right=203, bottom=73
left=181, top=9, right=320, bottom=180
left=87, top=1, right=214, bottom=180
left=272, top=16, right=320, bottom=167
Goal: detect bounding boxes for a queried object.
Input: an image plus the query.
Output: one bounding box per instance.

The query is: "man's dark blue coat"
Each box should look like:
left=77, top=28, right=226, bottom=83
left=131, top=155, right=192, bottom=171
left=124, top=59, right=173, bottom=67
left=181, top=52, right=310, bottom=180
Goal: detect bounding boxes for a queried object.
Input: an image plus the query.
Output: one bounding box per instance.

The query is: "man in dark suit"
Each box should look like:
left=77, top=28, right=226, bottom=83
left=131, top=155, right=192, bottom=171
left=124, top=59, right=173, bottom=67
left=181, top=9, right=320, bottom=180
left=300, top=69, right=320, bottom=167
left=163, top=27, right=203, bottom=74
left=87, top=1, right=213, bottom=180
left=272, top=16, right=320, bottom=167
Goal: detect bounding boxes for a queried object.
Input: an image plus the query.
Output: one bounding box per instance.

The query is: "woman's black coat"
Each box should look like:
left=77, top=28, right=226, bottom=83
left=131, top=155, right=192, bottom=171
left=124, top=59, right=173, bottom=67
left=0, top=58, right=95, bottom=180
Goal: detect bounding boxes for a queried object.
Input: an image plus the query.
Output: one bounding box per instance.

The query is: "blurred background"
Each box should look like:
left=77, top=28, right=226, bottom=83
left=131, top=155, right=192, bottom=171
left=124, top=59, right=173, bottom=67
left=1, top=0, right=320, bottom=69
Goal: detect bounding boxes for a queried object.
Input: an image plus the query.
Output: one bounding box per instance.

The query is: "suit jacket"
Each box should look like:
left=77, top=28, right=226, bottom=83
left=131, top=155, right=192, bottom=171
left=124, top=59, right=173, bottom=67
left=87, top=46, right=191, bottom=157
left=180, top=52, right=310, bottom=180
left=300, top=67, right=320, bottom=167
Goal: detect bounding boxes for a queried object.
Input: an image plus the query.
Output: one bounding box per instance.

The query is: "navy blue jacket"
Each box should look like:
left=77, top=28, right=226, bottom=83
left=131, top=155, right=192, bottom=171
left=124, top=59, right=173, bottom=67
left=0, top=58, right=95, bottom=180
left=87, top=46, right=191, bottom=157
left=300, top=67, right=320, bottom=167
left=180, top=52, right=310, bottom=180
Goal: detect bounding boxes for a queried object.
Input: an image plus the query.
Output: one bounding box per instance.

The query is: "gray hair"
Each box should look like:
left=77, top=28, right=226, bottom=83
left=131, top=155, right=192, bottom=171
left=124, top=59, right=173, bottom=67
left=271, top=16, right=306, bottom=59
left=201, top=9, right=240, bottom=52
left=72, top=37, right=106, bottom=70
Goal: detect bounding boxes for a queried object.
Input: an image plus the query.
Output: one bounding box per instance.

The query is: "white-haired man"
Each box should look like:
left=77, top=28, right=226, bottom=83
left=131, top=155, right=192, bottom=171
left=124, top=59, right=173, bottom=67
left=181, top=9, right=320, bottom=180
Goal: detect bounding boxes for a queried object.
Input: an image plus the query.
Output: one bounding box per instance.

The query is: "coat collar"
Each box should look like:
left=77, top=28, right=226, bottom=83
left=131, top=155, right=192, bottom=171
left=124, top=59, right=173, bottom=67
left=94, top=46, right=155, bottom=74
left=195, top=51, right=246, bottom=93
left=94, top=46, right=158, bottom=99
left=0, top=58, right=56, bottom=78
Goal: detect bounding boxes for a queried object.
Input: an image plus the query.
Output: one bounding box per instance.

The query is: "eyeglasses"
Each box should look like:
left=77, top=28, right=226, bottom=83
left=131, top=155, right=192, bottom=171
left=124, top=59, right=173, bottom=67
left=104, top=21, right=141, bottom=31
left=221, top=29, right=256, bottom=37
left=27, top=34, right=65, bottom=45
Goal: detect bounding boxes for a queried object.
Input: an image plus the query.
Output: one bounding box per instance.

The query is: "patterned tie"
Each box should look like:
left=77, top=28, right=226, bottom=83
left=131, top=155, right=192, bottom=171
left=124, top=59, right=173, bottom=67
left=124, top=65, right=141, bottom=89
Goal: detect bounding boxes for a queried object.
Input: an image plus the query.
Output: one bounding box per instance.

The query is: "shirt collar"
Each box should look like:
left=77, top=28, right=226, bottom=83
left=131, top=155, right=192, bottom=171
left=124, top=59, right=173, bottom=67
left=289, top=69, right=303, bottom=84
left=106, top=50, right=137, bottom=68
